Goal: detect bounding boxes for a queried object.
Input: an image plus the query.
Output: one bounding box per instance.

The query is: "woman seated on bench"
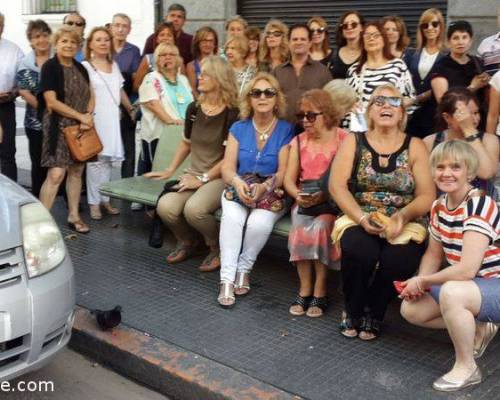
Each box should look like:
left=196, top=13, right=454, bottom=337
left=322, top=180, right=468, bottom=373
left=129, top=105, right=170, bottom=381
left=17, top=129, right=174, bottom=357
left=217, top=72, right=293, bottom=308
left=400, top=140, right=500, bottom=392
left=145, top=56, right=239, bottom=271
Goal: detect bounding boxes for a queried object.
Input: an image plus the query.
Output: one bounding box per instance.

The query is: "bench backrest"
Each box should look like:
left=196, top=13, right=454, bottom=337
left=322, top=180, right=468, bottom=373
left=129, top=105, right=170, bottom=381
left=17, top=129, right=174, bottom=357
left=151, top=125, right=189, bottom=178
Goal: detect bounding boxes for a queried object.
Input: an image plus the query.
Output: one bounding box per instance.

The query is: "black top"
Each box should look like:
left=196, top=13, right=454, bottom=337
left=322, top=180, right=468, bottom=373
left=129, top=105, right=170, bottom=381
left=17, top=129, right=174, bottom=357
left=318, top=50, right=335, bottom=78
left=330, top=49, right=358, bottom=79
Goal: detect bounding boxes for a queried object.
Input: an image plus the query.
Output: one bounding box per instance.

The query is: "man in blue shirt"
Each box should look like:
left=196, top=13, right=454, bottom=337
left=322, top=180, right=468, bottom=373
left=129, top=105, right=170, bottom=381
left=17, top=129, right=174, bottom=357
left=111, top=13, right=141, bottom=179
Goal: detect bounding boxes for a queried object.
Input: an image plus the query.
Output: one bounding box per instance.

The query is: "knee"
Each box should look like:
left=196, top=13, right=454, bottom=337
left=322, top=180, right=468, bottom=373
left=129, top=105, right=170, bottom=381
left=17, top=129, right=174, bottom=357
left=439, top=281, right=466, bottom=309
left=400, top=300, right=424, bottom=325
left=156, top=195, right=180, bottom=223
left=246, top=213, right=275, bottom=236
left=47, top=169, right=65, bottom=186
left=183, top=200, right=209, bottom=224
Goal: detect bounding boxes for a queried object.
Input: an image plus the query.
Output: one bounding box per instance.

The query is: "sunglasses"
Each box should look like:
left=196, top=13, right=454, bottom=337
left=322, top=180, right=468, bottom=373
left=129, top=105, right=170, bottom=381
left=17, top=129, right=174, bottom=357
left=372, top=96, right=402, bottom=107
left=310, top=27, right=326, bottom=35
left=420, top=21, right=440, bottom=30
left=341, top=22, right=360, bottom=30
left=265, top=31, right=283, bottom=38
left=363, top=32, right=382, bottom=40
left=249, top=88, right=277, bottom=99
left=296, top=112, right=323, bottom=122
left=66, top=21, right=85, bottom=27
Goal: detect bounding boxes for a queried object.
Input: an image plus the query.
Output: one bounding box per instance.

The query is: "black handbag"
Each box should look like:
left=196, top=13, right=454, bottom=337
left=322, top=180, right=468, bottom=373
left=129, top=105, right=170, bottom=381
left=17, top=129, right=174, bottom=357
left=297, top=132, right=361, bottom=217
left=148, top=180, right=180, bottom=248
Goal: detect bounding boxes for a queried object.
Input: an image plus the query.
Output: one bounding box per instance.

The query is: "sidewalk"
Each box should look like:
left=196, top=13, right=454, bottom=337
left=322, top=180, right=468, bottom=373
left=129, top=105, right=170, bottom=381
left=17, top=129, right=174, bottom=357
left=39, top=194, right=500, bottom=400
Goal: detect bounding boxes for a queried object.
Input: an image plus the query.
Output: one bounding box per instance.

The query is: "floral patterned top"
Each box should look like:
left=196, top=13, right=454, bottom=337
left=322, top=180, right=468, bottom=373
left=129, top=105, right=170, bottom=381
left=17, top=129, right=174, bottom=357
left=353, top=133, right=415, bottom=216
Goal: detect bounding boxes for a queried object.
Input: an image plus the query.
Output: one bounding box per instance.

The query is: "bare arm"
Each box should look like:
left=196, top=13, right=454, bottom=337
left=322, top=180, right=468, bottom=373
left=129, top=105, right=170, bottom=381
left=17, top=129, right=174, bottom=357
left=283, top=139, right=301, bottom=199
left=120, top=88, right=133, bottom=113
left=221, top=134, right=253, bottom=204
left=431, top=76, right=448, bottom=103
left=19, top=89, right=38, bottom=109
left=143, top=100, right=183, bottom=125
left=486, top=85, right=500, bottom=135
left=43, top=90, right=93, bottom=126
left=468, top=134, right=499, bottom=179
left=144, top=139, right=191, bottom=179
left=186, top=61, right=199, bottom=98
left=133, top=57, right=148, bottom=93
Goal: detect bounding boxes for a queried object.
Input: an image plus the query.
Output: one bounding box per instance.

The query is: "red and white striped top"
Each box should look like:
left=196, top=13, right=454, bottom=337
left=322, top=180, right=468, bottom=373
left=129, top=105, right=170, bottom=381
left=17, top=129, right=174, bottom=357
left=429, top=190, right=500, bottom=279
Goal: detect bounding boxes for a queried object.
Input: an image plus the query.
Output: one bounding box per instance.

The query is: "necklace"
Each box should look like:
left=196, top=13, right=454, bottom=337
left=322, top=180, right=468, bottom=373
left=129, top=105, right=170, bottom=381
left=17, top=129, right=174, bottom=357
left=202, top=103, right=222, bottom=116
left=253, top=117, right=276, bottom=141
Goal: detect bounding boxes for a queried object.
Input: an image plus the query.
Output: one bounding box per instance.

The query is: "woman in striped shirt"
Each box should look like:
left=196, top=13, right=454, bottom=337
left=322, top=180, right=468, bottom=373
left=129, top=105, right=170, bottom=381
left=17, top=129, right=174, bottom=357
left=400, top=140, right=500, bottom=392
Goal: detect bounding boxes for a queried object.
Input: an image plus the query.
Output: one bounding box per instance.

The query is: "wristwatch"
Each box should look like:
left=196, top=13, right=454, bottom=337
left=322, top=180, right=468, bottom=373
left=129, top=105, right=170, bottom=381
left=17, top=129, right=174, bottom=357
left=465, top=132, right=481, bottom=142
left=196, top=173, right=210, bottom=183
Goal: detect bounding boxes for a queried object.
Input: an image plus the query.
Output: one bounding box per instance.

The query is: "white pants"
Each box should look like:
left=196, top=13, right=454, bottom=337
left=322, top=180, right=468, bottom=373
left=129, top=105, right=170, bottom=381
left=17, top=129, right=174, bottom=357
left=219, top=195, right=286, bottom=283
left=86, top=161, right=112, bottom=205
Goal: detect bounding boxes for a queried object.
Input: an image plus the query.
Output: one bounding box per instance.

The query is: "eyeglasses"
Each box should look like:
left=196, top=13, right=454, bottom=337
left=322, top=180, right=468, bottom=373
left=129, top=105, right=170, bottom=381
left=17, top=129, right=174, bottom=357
left=341, top=22, right=360, bottom=30
left=248, top=88, right=277, bottom=99
left=309, top=27, right=326, bottom=35
left=363, top=32, right=382, bottom=40
left=296, top=112, right=323, bottom=122
left=265, top=31, right=283, bottom=38
left=65, top=21, right=85, bottom=27
left=371, top=96, right=402, bottom=108
left=158, top=52, right=178, bottom=57
left=420, top=21, right=440, bottom=30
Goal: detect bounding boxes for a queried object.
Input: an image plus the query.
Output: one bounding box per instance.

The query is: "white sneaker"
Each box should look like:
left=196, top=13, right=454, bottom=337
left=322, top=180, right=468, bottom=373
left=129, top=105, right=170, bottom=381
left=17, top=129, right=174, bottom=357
left=130, top=202, right=143, bottom=211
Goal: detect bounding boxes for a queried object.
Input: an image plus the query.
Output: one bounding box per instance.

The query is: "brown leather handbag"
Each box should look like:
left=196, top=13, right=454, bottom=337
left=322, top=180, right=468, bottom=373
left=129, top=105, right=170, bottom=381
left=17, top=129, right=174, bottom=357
left=62, top=125, right=103, bottom=162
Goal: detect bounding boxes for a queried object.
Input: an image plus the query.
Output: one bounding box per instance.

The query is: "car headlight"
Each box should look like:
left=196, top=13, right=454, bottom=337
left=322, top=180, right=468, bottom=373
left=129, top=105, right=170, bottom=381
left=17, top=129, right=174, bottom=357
left=21, top=203, right=66, bottom=278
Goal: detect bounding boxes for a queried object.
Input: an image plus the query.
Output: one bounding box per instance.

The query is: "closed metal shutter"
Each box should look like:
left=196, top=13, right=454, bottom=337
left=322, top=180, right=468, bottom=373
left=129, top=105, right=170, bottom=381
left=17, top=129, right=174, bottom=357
left=238, top=0, right=448, bottom=48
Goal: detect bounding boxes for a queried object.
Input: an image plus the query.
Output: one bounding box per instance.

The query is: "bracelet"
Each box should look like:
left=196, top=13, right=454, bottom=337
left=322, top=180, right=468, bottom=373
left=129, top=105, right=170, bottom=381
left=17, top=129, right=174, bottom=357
left=465, top=132, right=482, bottom=142
left=415, top=277, right=424, bottom=292
left=358, top=213, right=368, bottom=225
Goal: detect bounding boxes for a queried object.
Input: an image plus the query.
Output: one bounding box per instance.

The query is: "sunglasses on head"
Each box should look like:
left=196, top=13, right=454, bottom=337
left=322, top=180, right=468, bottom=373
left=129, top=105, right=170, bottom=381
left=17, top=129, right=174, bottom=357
left=420, top=21, right=440, bottom=29
left=372, top=96, right=402, bottom=107
left=266, top=31, right=283, bottom=38
left=296, top=111, right=323, bottom=123
left=310, top=27, right=326, bottom=35
left=248, top=88, right=277, bottom=99
left=66, top=21, right=85, bottom=27
left=341, top=22, right=359, bottom=30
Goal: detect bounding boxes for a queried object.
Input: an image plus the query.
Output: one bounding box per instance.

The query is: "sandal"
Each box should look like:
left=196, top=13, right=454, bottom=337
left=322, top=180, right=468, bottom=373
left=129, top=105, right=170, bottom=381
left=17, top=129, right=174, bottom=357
left=306, top=296, right=328, bottom=318
left=67, top=219, right=90, bottom=234
left=217, top=282, right=235, bottom=309
left=339, top=311, right=359, bottom=338
left=199, top=250, right=221, bottom=272
left=289, top=295, right=313, bottom=316
left=101, top=202, right=120, bottom=215
left=234, top=272, right=250, bottom=296
left=89, top=205, right=102, bottom=220
left=359, top=315, right=381, bottom=341
left=166, top=243, right=197, bottom=264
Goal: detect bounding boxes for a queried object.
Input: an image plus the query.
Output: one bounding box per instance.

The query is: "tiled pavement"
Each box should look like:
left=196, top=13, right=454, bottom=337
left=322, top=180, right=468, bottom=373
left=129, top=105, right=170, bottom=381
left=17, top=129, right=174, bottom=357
left=43, top=196, right=500, bottom=400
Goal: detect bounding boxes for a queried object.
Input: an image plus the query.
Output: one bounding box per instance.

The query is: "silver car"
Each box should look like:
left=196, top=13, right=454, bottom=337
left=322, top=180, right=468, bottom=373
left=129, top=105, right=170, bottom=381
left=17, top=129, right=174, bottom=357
left=0, top=175, right=75, bottom=381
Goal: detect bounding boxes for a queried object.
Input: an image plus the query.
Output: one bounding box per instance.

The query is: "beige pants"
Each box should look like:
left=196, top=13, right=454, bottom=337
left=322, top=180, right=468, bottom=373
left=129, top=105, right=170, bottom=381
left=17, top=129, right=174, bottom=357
left=156, top=178, right=225, bottom=247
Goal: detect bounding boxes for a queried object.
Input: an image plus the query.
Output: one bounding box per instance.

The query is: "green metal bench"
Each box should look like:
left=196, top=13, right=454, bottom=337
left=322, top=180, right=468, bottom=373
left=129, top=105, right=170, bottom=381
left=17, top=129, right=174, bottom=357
left=99, top=124, right=291, bottom=237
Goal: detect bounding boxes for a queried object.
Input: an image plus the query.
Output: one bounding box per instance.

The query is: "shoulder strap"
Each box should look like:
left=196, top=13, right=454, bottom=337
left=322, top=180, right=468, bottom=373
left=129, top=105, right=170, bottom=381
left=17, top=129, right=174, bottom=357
left=296, top=134, right=303, bottom=179
left=350, top=132, right=362, bottom=182
left=432, top=131, right=445, bottom=149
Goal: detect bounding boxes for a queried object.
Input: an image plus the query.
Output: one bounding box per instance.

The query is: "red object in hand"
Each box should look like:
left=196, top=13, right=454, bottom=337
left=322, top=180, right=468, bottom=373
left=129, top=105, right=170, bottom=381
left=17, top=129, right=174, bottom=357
left=393, top=280, right=430, bottom=294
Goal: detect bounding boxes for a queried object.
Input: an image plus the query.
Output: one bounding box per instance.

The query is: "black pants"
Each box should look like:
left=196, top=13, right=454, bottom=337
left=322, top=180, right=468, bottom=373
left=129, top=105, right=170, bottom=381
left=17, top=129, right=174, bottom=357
left=137, top=138, right=158, bottom=176
left=340, top=226, right=424, bottom=321
left=120, top=110, right=136, bottom=178
left=25, top=128, right=47, bottom=198
left=0, top=101, right=17, bottom=181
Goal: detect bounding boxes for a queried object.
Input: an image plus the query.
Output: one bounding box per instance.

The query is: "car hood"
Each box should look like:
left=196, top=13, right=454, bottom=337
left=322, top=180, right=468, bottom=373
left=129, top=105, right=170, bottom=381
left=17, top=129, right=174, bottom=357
left=0, top=175, right=36, bottom=249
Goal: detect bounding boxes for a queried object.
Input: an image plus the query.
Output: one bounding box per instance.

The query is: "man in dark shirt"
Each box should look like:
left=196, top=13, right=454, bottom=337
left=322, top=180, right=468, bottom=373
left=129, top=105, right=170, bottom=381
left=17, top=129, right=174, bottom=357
left=273, top=23, right=331, bottom=125
left=142, top=3, right=193, bottom=65
left=111, top=13, right=141, bottom=178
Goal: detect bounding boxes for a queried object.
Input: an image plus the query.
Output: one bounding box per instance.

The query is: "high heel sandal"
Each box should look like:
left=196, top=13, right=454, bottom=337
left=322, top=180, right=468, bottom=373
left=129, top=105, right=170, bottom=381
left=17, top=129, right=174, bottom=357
left=101, top=202, right=120, bottom=215
left=217, top=282, right=235, bottom=309
left=234, top=272, right=250, bottom=296
left=89, top=205, right=102, bottom=220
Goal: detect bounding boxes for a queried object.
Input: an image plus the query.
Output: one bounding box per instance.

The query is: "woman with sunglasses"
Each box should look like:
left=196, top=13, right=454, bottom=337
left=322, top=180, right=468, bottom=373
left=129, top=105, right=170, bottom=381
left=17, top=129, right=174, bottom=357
left=147, top=56, right=239, bottom=271
left=186, top=26, right=218, bottom=98
left=307, top=16, right=334, bottom=76
left=381, top=16, right=410, bottom=59
left=345, top=20, right=416, bottom=131
left=431, top=21, right=489, bottom=130
left=423, top=88, right=499, bottom=198
left=259, top=19, right=289, bottom=72
left=217, top=72, right=293, bottom=308
left=404, top=8, right=446, bottom=138
left=330, top=85, right=435, bottom=340
left=284, top=89, right=348, bottom=318
left=331, top=11, right=364, bottom=79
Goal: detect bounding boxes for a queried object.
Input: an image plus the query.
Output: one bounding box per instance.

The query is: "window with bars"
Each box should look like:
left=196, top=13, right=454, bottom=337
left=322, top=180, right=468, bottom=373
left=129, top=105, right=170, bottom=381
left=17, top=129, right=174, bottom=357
left=22, top=0, right=78, bottom=15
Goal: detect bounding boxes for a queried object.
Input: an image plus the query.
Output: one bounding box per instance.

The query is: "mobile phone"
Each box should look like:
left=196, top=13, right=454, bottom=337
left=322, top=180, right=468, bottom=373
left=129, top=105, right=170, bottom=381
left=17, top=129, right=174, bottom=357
left=393, top=281, right=404, bottom=294
left=369, top=218, right=384, bottom=229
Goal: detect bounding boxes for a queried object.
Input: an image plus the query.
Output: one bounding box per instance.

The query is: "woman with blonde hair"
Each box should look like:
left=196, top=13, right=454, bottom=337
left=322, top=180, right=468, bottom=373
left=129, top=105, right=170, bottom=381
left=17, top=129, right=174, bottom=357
left=225, top=35, right=256, bottom=95
left=217, top=72, right=293, bottom=308
left=146, top=56, right=239, bottom=272
left=82, top=26, right=134, bottom=220
left=308, top=16, right=334, bottom=75
left=381, top=16, right=410, bottom=59
left=404, top=8, right=446, bottom=138
left=330, top=84, right=435, bottom=339
left=138, top=43, right=193, bottom=175
left=259, top=19, right=289, bottom=72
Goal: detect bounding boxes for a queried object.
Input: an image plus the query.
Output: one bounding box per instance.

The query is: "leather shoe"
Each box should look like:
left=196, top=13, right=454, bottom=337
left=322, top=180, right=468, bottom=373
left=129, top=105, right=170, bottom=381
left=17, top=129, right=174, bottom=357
left=432, top=367, right=482, bottom=392
left=474, top=322, right=498, bottom=359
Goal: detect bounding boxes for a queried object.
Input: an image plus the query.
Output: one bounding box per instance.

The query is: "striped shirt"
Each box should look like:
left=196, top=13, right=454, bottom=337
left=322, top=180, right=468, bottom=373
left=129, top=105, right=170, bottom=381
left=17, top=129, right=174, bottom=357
left=429, top=190, right=500, bottom=278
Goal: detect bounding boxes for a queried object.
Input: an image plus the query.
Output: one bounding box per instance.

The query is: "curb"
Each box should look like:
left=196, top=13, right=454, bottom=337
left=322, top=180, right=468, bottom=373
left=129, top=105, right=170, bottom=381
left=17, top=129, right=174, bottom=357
left=70, top=307, right=302, bottom=400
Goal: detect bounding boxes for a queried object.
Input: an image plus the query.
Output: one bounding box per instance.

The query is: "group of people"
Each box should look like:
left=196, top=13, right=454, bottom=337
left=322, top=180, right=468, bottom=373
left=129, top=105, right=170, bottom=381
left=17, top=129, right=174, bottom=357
left=1, top=3, right=500, bottom=393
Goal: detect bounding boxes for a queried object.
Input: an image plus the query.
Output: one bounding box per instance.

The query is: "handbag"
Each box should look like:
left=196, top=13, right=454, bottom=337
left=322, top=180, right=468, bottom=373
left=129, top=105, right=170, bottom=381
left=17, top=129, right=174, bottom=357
left=224, top=173, right=287, bottom=213
left=62, top=124, right=103, bottom=162
left=297, top=132, right=361, bottom=217
left=148, top=180, right=181, bottom=248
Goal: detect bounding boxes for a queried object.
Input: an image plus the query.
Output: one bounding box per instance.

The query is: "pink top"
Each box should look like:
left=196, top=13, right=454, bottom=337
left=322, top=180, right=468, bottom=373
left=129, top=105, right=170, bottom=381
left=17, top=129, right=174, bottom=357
left=292, top=128, right=349, bottom=180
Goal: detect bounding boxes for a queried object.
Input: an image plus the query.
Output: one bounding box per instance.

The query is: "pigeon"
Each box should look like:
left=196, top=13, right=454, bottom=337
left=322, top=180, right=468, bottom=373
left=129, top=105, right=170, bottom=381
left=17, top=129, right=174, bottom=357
left=91, top=306, right=122, bottom=331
